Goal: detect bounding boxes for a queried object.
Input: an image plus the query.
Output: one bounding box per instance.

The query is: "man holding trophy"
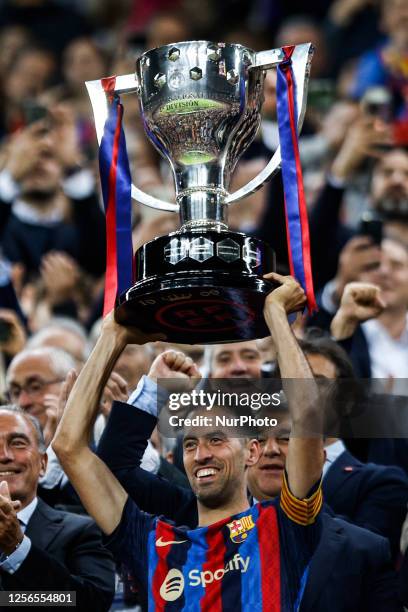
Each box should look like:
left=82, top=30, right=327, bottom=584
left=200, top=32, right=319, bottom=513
left=53, top=39, right=324, bottom=610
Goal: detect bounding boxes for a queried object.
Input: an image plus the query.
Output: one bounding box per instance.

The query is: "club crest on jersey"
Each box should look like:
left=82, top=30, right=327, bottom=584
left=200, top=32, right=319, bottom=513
left=227, top=515, right=255, bottom=543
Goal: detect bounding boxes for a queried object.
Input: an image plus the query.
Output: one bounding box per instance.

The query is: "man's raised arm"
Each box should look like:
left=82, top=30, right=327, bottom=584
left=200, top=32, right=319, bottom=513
left=263, top=273, right=324, bottom=499
left=52, top=313, right=163, bottom=535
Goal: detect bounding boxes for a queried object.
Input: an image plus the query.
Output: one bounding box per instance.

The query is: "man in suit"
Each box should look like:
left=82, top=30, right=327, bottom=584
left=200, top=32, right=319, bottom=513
left=312, top=279, right=408, bottom=475
left=309, top=238, right=408, bottom=382
left=322, top=444, right=408, bottom=562
left=5, top=345, right=84, bottom=511
left=297, top=332, right=408, bottom=562
left=0, top=404, right=115, bottom=610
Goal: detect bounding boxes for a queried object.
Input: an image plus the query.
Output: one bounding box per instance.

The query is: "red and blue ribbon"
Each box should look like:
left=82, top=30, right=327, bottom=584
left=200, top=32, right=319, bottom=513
left=99, top=76, right=134, bottom=316
left=276, top=46, right=316, bottom=313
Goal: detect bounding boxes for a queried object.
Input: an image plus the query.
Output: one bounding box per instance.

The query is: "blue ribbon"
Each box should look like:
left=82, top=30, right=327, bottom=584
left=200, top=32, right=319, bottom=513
left=276, top=49, right=316, bottom=311
left=99, top=92, right=133, bottom=304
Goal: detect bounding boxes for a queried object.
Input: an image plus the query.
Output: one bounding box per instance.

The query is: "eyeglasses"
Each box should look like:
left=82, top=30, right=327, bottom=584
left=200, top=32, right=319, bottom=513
left=7, top=378, right=63, bottom=402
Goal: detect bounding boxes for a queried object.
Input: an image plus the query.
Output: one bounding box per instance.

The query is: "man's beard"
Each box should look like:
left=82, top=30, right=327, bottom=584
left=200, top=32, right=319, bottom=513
left=376, top=196, right=408, bottom=220
left=195, top=481, right=232, bottom=509
left=22, top=187, right=58, bottom=204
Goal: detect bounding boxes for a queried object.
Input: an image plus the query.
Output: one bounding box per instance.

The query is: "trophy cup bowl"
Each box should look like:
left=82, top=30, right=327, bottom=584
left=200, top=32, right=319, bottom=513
left=87, top=41, right=313, bottom=344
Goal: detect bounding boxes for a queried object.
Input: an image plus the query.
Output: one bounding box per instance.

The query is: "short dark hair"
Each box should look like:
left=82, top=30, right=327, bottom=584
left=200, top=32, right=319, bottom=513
left=300, top=328, right=365, bottom=433
left=300, top=328, right=357, bottom=380
left=0, top=404, right=46, bottom=452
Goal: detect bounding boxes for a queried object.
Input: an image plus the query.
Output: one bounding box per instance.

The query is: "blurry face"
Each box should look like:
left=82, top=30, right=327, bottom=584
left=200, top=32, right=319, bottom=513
left=359, top=239, right=408, bottom=310
left=20, top=150, right=62, bottom=199
left=7, top=354, right=63, bottom=428
left=6, top=50, right=54, bottom=101
left=36, top=329, right=86, bottom=368
left=63, top=39, right=105, bottom=91
left=382, top=0, right=408, bottom=43
left=0, top=26, right=30, bottom=74
left=247, top=425, right=290, bottom=500
left=371, top=150, right=408, bottom=217
left=275, top=23, right=327, bottom=77
left=211, top=341, right=262, bottom=378
left=0, top=412, right=47, bottom=507
left=147, top=16, right=190, bottom=50
left=183, top=417, right=256, bottom=508
left=114, top=345, right=151, bottom=390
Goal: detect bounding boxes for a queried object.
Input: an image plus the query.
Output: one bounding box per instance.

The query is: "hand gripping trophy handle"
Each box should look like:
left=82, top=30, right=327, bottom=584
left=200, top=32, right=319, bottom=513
left=86, top=43, right=313, bottom=214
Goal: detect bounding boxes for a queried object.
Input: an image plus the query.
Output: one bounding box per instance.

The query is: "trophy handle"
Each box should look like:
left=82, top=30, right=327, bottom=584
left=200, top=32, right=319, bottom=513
left=86, top=74, right=179, bottom=213
left=225, top=42, right=314, bottom=205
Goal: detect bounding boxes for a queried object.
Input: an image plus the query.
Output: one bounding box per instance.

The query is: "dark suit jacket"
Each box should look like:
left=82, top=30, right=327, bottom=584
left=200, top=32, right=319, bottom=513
left=0, top=499, right=115, bottom=611
left=346, top=439, right=408, bottom=478
left=301, top=513, right=402, bottom=611
left=323, top=450, right=408, bottom=561
left=97, top=402, right=196, bottom=525
left=308, top=181, right=354, bottom=290
left=307, top=295, right=372, bottom=378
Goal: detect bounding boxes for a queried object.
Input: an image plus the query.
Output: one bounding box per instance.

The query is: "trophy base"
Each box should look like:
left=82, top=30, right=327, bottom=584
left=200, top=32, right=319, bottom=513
left=115, top=230, right=278, bottom=344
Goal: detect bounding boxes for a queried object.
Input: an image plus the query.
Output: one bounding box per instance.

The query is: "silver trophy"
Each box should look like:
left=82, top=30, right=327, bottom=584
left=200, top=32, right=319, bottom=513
left=87, top=41, right=313, bottom=343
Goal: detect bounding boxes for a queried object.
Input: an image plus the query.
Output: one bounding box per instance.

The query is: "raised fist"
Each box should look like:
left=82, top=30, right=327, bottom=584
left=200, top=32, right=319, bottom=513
left=333, top=236, right=382, bottom=300
left=331, top=281, right=386, bottom=339
left=148, top=350, right=201, bottom=383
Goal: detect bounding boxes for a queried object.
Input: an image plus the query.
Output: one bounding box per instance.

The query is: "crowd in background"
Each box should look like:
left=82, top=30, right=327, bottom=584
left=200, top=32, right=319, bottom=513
left=0, top=0, right=408, bottom=610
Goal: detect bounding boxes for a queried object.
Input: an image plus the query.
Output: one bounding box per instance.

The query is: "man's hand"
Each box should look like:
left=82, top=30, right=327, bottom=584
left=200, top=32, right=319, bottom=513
left=48, top=105, right=83, bottom=170
left=43, top=394, right=63, bottom=448
left=263, top=272, right=306, bottom=315
left=329, top=0, right=376, bottom=26
left=333, top=236, right=382, bottom=300
left=4, top=121, right=53, bottom=182
left=44, top=370, right=77, bottom=447
left=100, top=372, right=128, bottom=418
left=0, top=481, right=23, bottom=556
left=0, top=309, right=26, bottom=357
left=40, top=251, right=81, bottom=306
left=331, top=282, right=386, bottom=339
left=148, top=350, right=201, bottom=394
left=330, top=115, right=392, bottom=181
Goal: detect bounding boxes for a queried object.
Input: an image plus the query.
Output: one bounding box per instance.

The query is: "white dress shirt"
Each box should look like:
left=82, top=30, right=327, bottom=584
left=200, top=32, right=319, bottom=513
left=323, top=439, right=346, bottom=479
left=362, top=316, right=408, bottom=380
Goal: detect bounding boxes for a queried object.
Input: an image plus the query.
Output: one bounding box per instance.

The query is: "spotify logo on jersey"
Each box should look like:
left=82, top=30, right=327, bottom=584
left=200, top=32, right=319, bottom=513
left=160, top=569, right=185, bottom=601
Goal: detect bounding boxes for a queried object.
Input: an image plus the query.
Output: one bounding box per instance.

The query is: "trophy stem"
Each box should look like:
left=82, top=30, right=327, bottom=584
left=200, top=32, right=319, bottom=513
left=178, top=190, right=228, bottom=232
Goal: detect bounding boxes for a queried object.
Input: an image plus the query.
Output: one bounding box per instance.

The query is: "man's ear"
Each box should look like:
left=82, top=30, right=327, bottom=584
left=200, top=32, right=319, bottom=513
left=39, top=451, right=48, bottom=478
left=246, top=438, right=260, bottom=467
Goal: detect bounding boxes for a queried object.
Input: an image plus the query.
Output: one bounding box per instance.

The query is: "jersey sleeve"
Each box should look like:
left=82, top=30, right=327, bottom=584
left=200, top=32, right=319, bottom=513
left=276, top=472, right=323, bottom=607
left=279, top=470, right=322, bottom=526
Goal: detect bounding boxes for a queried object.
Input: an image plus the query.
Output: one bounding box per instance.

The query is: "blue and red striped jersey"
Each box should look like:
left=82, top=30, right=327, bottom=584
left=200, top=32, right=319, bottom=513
left=106, top=474, right=322, bottom=611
